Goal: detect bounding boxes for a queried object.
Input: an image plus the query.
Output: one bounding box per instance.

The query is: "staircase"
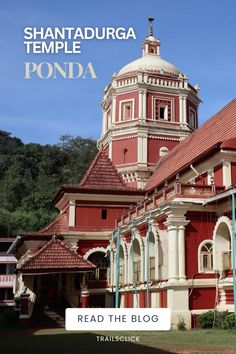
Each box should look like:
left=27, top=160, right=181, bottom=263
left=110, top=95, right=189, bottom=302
left=32, top=304, right=65, bottom=328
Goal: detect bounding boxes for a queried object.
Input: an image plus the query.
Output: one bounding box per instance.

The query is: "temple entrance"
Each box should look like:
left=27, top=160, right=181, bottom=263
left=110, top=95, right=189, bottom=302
left=41, top=274, right=59, bottom=305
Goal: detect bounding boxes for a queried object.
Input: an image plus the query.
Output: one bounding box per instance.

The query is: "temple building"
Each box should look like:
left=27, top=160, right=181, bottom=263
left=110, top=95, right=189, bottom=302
left=13, top=18, right=236, bottom=329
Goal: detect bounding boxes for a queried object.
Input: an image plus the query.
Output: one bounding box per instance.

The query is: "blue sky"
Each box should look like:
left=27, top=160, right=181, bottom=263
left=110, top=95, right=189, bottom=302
left=0, top=0, right=235, bottom=144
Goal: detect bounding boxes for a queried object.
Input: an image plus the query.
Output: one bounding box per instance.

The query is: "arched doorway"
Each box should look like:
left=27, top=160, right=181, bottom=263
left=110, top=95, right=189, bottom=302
left=213, top=217, right=232, bottom=271
left=130, top=239, right=141, bottom=284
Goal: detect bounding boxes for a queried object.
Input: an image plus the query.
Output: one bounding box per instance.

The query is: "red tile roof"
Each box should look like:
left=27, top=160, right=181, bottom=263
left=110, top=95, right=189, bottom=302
left=18, top=236, right=95, bottom=272
left=79, top=150, right=132, bottom=190
left=220, top=137, right=236, bottom=150
left=146, top=98, right=236, bottom=191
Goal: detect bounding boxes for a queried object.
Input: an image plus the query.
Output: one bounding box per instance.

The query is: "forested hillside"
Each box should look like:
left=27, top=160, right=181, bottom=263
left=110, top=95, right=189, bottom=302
left=0, top=130, right=97, bottom=236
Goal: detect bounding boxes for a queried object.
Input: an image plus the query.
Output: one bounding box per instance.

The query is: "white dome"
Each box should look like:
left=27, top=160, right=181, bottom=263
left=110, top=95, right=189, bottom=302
left=118, top=54, right=181, bottom=76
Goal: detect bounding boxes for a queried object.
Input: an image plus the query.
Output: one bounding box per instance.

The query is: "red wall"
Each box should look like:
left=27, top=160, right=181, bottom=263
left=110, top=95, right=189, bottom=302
left=214, top=164, right=223, bottom=186
left=147, top=138, right=179, bottom=164
left=112, top=137, right=137, bottom=165
left=195, top=172, right=208, bottom=185
left=124, top=292, right=133, bottom=308
left=115, top=92, right=139, bottom=120
left=231, top=162, right=236, bottom=186
left=189, top=288, right=216, bottom=310
left=77, top=239, right=109, bottom=256
left=159, top=290, right=167, bottom=307
left=76, top=205, right=126, bottom=231
left=185, top=212, right=217, bottom=278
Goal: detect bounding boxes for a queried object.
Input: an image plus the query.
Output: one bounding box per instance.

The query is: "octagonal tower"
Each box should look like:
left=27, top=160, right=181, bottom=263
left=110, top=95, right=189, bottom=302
left=98, top=18, right=201, bottom=188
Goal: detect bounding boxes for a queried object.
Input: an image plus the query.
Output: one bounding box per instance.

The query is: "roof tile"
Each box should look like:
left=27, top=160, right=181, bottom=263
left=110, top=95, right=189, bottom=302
left=18, top=236, right=95, bottom=271
left=146, top=98, right=236, bottom=190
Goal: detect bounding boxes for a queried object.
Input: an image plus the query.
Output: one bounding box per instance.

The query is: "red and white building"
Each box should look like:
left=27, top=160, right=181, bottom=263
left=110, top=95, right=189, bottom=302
left=14, top=18, right=236, bottom=328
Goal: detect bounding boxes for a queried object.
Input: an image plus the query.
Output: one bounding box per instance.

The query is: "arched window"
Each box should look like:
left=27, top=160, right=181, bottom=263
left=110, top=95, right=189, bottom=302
left=88, top=252, right=108, bottom=280
left=131, top=239, right=141, bottom=283
left=123, top=148, right=128, bottom=164
left=119, top=246, right=125, bottom=285
left=199, top=241, right=213, bottom=272
left=159, top=146, right=169, bottom=157
left=148, top=233, right=155, bottom=281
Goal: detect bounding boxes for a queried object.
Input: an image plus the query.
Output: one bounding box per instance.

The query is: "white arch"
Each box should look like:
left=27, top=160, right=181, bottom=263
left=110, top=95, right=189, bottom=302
left=84, top=247, right=106, bottom=259
left=127, top=231, right=145, bottom=284
left=197, top=239, right=213, bottom=273
left=213, top=216, right=233, bottom=272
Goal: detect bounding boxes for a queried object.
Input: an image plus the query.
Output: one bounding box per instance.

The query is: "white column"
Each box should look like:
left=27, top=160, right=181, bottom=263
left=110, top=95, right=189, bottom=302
left=102, top=111, right=106, bottom=134
left=108, top=139, right=112, bottom=159
left=137, top=134, right=147, bottom=165
left=111, top=95, right=116, bottom=123
left=68, top=201, right=75, bottom=227
left=182, top=96, right=187, bottom=125
left=138, top=91, right=143, bottom=118
left=223, top=160, right=231, bottom=188
left=179, top=96, right=183, bottom=123
left=142, top=90, right=147, bottom=119
left=167, top=225, right=178, bottom=281
left=178, top=226, right=186, bottom=281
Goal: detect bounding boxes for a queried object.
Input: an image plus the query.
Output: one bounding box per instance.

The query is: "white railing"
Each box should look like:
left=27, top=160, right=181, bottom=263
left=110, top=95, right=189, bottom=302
left=0, top=274, right=15, bottom=287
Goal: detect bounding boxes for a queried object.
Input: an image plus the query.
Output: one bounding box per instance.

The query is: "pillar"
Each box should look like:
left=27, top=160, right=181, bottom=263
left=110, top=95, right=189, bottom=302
left=138, top=90, right=143, bottom=118
left=167, top=225, right=178, bottom=281
left=182, top=96, right=187, bottom=125
left=111, top=95, right=116, bottom=123
left=142, top=90, right=147, bottom=118
left=68, top=201, right=75, bottom=227
left=81, top=290, right=90, bottom=308
left=178, top=226, right=186, bottom=281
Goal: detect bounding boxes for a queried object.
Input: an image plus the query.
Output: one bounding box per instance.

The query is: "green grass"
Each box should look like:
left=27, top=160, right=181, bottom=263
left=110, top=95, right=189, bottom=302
left=0, top=328, right=236, bottom=354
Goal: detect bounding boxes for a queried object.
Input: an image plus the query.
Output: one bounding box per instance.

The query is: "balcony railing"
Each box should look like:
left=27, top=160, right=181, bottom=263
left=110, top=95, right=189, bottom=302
left=117, top=183, right=225, bottom=227
left=0, top=274, right=15, bottom=287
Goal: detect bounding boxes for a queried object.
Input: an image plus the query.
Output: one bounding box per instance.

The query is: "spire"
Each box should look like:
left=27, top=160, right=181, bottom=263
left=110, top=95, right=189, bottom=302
left=142, top=17, right=160, bottom=57
left=148, top=16, right=154, bottom=37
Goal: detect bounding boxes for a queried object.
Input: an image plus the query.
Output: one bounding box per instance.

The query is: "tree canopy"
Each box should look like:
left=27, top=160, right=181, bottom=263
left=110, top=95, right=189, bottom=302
left=0, top=131, right=97, bottom=236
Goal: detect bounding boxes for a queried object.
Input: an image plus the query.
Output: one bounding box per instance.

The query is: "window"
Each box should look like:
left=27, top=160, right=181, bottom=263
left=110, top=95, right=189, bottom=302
left=88, top=252, right=108, bottom=281
left=159, top=146, right=169, bottom=157
left=150, top=256, right=155, bottom=280
left=154, top=99, right=171, bottom=121
left=122, top=102, right=132, bottom=120
left=133, top=260, right=141, bottom=282
left=189, top=109, right=196, bottom=128
left=199, top=242, right=213, bottom=272
left=119, top=264, right=124, bottom=285
left=101, top=209, right=107, bottom=220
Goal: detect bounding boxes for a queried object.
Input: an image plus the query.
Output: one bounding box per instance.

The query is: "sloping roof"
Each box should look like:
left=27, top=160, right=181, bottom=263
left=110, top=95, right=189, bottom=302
left=146, top=98, right=236, bottom=191
left=220, top=137, right=236, bottom=151
left=79, top=150, right=132, bottom=190
left=18, top=236, right=95, bottom=272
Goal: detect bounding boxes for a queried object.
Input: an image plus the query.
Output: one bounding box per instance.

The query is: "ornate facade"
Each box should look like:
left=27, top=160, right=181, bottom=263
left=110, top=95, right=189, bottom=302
left=13, top=19, right=236, bottom=329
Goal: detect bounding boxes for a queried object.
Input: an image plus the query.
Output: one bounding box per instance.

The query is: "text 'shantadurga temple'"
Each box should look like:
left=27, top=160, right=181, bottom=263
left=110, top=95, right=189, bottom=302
left=6, top=18, right=236, bottom=328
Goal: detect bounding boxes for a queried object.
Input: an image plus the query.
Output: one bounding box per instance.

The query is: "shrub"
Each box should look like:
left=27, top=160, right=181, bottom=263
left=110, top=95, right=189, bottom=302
left=199, top=310, right=236, bottom=329
left=198, top=311, right=215, bottom=328
left=177, top=316, right=186, bottom=330
left=221, top=313, right=235, bottom=329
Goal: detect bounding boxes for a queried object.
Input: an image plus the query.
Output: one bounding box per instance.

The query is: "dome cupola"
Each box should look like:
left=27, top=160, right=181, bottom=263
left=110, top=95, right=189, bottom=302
left=98, top=18, right=201, bottom=188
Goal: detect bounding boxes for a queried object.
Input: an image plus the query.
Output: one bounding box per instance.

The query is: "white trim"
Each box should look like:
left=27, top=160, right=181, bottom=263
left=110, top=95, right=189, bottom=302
left=197, top=239, right=214, bottom=273
left=119, top=98, right=135, bottom=121
left=152, top=95, right=175, bottom=122
left=84, top=247, right=106, bottom=260
left=213, top=216, right=232, bottom=272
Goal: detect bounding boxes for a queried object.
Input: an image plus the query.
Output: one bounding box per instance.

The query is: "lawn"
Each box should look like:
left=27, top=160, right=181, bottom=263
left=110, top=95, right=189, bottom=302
left=0, top=328, right=236, bottom=354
